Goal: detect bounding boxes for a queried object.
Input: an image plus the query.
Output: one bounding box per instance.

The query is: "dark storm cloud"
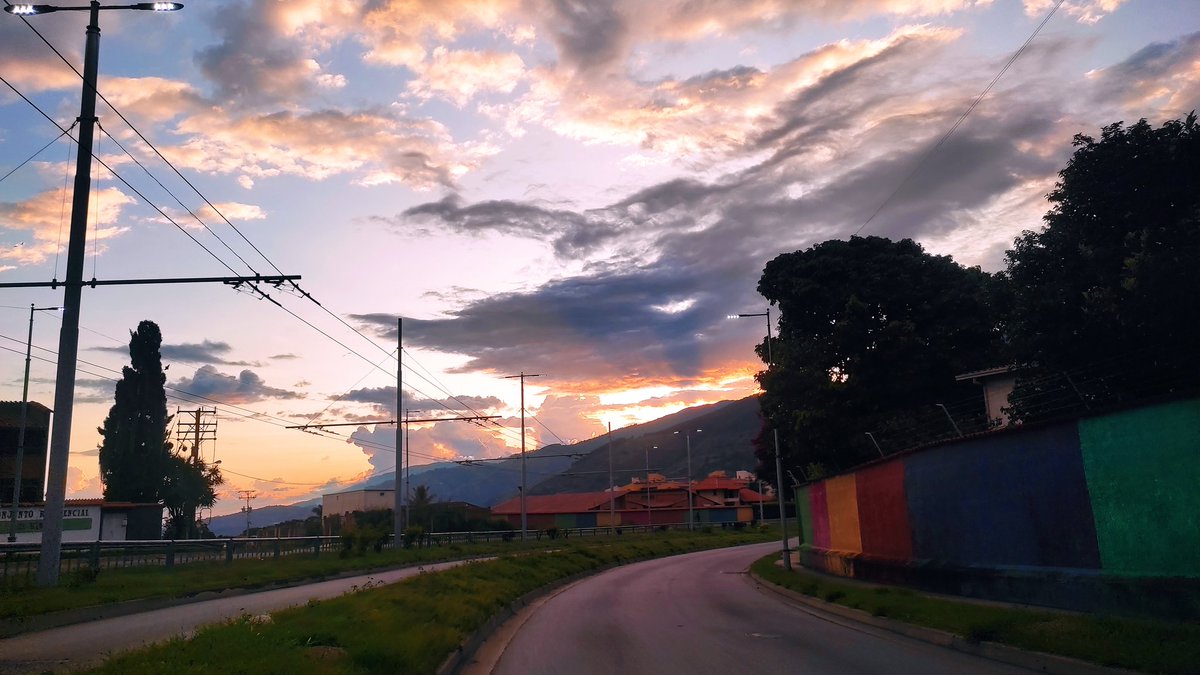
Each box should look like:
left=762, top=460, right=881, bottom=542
left=350, top=251, right=764, bottom=383
left=91, top=339, right=257, bottom=366
left=365, top=24, right=1169, bottom=388
left=401, top=195, right=623, bottom=257
left=194, top=0, right=323, bottom=107
left=1088, top=32, right=1200, bottom=114
left=339, top=385, right=502, bottom=414
left=543, top=0, right=629, bottom=71
left=170, top=365, right=303, bottom=404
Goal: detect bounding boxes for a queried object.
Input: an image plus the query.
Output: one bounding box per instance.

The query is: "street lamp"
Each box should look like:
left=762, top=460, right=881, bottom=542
left=7, top=305, right=61, bottom=543
left=936, top=403, right=964, bottom=437
left=729, top=308, right=791, bottom=570
left=674, top=429, right=700, bottom=530
left=5, top=0, right=183, bottom=586
left=864, top=432, right=885, bottom=458
left=645, top=445, right=656, bottom=527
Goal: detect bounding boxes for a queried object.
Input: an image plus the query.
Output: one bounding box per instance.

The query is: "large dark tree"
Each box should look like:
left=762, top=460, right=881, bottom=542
left=1003, top=114, right=1200, bottom=420
left=756, top=236, right=1002, bottom=477
left=97, top=320, right=222, bottom=536
left=97, top=321, right=173, bottom=503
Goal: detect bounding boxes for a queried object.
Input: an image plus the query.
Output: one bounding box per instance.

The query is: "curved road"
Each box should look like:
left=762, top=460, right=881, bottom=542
left=488, top=542, right=1031, bottom=675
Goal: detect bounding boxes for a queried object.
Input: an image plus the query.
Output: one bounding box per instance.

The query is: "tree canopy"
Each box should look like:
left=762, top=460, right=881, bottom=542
left=97, top=320, right=222, bottom=537
left=756, top=236, right=1002, bottom=476
left=97, top=321, right=173, bottom=503
left=1003, top=113, right=1200, bottom=419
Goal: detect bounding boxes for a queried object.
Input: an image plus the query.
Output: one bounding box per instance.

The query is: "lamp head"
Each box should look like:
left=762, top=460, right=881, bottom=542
left=133, top=2, right=183, bottom=9
left=5, top=5, right=56, bottom=14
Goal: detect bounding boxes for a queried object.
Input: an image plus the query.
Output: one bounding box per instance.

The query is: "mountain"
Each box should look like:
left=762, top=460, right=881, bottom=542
left=528, top=395, right=762, bottom=495
left=212, top=395, right=764, bottom=531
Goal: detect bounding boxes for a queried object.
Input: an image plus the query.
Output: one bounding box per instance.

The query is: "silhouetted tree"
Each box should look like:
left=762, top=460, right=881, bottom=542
left=97, top=321, right=173, bottom=503
left=97, top=320, right=223, bottom=537
left=1003, top=113, right=1200, bottom=420
left=756, top=237, right=1002, bottom=475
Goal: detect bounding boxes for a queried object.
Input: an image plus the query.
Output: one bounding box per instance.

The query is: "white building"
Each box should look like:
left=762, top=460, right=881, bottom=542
left=0, top=499, right=162, bottom=543
left=322, top=488, right=394, bottom=519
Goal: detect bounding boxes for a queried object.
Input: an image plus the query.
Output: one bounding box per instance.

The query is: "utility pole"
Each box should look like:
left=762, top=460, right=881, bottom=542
left=8, top=305, right=58, bottom=542
left=503, top=372, right=541, bottom=541
left=175, top=407, right=217, bottom=538
left=237, top=490, right=256, bottom=537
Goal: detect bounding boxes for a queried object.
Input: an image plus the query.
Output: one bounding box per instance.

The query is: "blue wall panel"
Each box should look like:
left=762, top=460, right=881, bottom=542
left=904, top=423, right=1101, bottom=569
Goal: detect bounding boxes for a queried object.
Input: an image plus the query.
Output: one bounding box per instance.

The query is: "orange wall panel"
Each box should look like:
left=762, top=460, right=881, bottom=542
left=825, top=474, right=862, bottom=553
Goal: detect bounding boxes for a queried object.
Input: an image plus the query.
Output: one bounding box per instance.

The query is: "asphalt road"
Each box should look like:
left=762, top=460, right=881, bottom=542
left=0, top=559, right=472, bottom=674
left=487, top=542, right=1033, bottom=675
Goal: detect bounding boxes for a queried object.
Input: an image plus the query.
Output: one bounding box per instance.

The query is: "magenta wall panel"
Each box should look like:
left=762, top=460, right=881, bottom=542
left=810, top=482, right=831, bottom=549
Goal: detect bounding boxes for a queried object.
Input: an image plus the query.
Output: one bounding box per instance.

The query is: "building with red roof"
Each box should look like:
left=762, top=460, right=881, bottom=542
left=491, top=471, right=769, bottom=529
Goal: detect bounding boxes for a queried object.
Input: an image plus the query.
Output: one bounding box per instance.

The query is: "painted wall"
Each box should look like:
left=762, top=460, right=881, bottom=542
left=798, top=398, right=1199, bottom=579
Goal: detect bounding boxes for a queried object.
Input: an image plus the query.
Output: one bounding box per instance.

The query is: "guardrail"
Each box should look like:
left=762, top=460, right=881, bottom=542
left=0, top=523, right=698, bottom=584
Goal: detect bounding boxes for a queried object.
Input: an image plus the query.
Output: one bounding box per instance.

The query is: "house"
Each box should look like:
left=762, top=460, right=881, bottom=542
left=0, top=401, right=52, bottom=503
left=955, top=366, right=1019, bottom=426
left=490, top=471, right=767, bottom=529
left=0, top=498, right=162, bottom=543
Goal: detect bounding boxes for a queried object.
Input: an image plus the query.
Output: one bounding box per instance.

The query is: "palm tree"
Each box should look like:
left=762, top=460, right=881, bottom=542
left=410, top=485, right=436, bottom=529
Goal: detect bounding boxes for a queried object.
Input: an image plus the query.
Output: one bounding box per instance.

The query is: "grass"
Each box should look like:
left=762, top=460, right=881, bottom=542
left=86, top=530, right=773, bottom=674
left=751, top=556, right=1200, bottom=675
left=0, top=532, right=691, bottom=621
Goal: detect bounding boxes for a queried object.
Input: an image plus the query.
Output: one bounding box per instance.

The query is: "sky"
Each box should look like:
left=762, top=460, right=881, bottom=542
left=0, top=0, right=1196, bottom=516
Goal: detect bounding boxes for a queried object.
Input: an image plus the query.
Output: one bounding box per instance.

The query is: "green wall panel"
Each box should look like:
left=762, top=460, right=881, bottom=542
left=796, top=485, right=814, bottom=546
left=1079, top=399, right=1200, bottom=576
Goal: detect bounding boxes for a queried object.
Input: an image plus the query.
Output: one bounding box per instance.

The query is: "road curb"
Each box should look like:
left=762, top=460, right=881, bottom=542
left=748, top=570, right=1138, bottom=675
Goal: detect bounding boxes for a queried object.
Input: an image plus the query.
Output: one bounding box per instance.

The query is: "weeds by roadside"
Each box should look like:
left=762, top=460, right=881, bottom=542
left=751, top=556, right=1200, bottom=675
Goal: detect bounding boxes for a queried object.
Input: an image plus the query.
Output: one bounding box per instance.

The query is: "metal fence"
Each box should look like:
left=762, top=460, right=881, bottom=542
left=0, top=524, right=682, bottom=584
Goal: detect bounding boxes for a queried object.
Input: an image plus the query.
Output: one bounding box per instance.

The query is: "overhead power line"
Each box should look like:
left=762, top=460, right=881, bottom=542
left=853, top=0, right=1066, bottom=236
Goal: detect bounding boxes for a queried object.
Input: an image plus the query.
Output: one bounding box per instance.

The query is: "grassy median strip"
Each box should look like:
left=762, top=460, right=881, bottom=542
left=0, top=534, right=653, bottom=621
left=752, top=556, right=1199, bottom=675
left=86, top=530, right=772, bottom=674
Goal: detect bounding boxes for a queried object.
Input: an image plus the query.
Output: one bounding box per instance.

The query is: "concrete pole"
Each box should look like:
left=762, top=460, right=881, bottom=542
left=38, top=1, right=102, bottom=586
left=400, top=317, right=410, bottom=540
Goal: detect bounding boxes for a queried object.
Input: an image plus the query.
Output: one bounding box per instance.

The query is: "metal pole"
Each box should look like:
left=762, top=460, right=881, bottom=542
left=607, top=422, right=614, bottom=530
left=865, top=432, right=884, bottom=457
left=8, top=305, right=36, bottom=542
left=774, top=428, right=791, bottom=570
left=757, top=481, right=765, bottom=522
left=519, top=373, right=527, bottom=541
left=766, top=310, right=791, bottom=570
left=645, top=445, right=651, bottom=527
left=937, top=403, right=963, bottom=437
left=686, top=433, right=693, bottom=530
left=38, top=1, right=102, bottom=586
left=394, top=317, right=403, bottom=541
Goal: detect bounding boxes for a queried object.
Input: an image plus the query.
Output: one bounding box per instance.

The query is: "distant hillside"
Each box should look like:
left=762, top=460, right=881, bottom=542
left=212, top=396, right=764, bottom=530
left=529, top=395, right=762, bottom=495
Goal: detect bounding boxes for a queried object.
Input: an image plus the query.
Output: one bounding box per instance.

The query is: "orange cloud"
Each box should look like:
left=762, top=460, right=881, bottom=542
left=0, top=186, right=135, bottom=264
left=407, top=47, right=528, bottom=107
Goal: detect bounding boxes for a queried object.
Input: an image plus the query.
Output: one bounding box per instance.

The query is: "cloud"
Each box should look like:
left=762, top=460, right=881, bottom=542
left=170, top=365, right=304, bottom=404
left=0, top=187, right=134, bottom=265
left=407, top=47, right=527, bottom=107
left=1023, top=0, right=1128, bottom=25
left=338, top=385, right=503, bottom=417
left=90, top=339, right=259, bottom=366
left=1086, top=32, right=1200, bottom=118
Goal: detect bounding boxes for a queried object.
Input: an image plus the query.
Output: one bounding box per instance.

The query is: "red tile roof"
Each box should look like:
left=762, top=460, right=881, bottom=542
left=491, top=491, right=614, bottom=515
